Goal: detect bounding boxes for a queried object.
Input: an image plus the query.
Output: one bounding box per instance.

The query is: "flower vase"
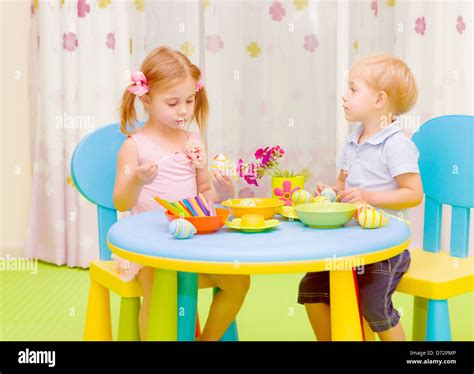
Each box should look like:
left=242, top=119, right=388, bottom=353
left=271, top=176, right=305, bottom=206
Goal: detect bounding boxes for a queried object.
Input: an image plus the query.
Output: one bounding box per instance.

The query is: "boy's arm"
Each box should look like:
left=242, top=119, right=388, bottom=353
left=341, top=172, right=423, bottom=209
left=363, top=173, right=423, bottom=209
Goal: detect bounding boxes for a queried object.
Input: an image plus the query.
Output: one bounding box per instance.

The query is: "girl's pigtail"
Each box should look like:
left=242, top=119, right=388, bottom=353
left=120, top=89, right=137, bottom=135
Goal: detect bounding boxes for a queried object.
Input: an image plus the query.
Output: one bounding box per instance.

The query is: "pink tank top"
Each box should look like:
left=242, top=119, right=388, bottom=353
left=128, top=130, right=202, bottom=214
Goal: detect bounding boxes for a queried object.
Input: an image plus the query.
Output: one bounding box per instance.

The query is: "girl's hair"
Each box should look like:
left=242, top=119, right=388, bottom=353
left=120, top=47, right=209, bottom=135
left=349, top=53, right=418, bottom=115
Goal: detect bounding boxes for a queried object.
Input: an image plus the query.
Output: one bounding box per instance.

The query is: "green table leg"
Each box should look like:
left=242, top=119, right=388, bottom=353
left=147, top=269, right=178, bottom=341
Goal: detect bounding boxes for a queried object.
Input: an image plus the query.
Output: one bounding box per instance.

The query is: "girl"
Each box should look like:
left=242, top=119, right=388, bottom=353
left=113, top=47, right=250, bottom=341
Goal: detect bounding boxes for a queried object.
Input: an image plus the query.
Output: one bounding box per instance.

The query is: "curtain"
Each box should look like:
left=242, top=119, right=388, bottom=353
left=26, top=0, right=472, bottom=268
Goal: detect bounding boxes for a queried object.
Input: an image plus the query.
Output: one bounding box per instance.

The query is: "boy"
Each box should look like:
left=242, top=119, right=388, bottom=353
left=298, top=54, right=423, bottom=341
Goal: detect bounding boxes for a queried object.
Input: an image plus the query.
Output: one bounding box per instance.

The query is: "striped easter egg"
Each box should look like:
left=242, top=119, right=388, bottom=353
left=354, top=204, right=375, bottom=221
left=320, top=187, right=337, bottom=202
left=292, top=190, right=313, bottom=205
left=169, top=218, right=197, bottom=239
left=357, top=208, right=388, bottom=229
left=313, top=195, right=332, bottom=204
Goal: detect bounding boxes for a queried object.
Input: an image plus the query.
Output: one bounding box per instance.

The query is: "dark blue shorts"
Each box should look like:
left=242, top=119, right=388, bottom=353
left=297, top=249, right=411, bottom=333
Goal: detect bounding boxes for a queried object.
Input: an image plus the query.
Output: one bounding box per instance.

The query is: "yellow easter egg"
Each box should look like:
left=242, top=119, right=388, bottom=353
left=313, top=195, right=331, bottom=204
left=291, top=189, right=313, bottom=205
left=357, top=209, right=388, bottom=229
left=354, top=204, right=375, bottom=220
left=320, top=187, right=337, bottom=202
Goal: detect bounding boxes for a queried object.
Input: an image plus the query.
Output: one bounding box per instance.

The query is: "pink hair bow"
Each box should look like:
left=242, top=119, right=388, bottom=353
left=196, top=80, right=204, bottom=92
left=128, top=71, right=149, bottom=97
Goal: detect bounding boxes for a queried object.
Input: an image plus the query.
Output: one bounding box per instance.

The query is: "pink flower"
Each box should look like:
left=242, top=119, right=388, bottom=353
left=371, top=0, right=378, bottom=17
left=269, top=2, right=286, bottom=22
left=415, top=16, right=426, bottom=35
left=63, top=33, right=78, bottom=52
left=244, top=174, right=259, bottom=187
left=206, top=34, right=224, bottom=53
left=78, top=0, right=91, bottom=18
left=304, top=34, right=319, bottom=53
left=456, top=16, right=466, bottom=35
left=273, top=180, right=301, bottom=206
left=184, top=142, right=207, bottom=169
left=106, top=32, right=115, bottom=50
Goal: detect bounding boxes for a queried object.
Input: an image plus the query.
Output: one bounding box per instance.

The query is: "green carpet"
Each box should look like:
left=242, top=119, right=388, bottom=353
left=1, top=261, right=472, bottom=341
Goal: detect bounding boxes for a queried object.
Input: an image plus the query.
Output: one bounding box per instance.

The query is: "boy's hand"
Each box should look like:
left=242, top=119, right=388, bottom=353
left=313, top=183, right=342, bottom=196
left=313, top=183, right=331, bottom=196
left=134, top=163, right=158, bottom=186
left=338, top=187, right=366, bottom=204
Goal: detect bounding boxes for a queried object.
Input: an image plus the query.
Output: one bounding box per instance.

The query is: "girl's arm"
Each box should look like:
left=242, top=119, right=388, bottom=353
left=196, top=164, right=235, bottom=203
left=113, top=138, right=157, bottom=211
left=339, top=173, right=423, bottom=210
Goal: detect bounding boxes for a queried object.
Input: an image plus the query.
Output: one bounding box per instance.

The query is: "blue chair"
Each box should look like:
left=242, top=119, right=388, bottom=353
left=397, top=115, right=474, bottom=341
left=71, top=122, right=239, bottom=341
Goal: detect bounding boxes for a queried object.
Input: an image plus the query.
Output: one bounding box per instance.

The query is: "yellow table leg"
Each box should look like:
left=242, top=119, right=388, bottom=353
left=84, top=279, right=112, bottom=341
left=329, top=270, right=363, bottom=341
left=363, top=318, right=375, bottom=341
left=147, top=268, right=178, bottom=341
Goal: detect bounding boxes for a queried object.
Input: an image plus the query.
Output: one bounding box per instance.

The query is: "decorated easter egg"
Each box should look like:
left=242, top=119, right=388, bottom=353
left=313, top=195, right=332, bottom=204
left=357, top=208, right=388, bottom=229
left=354, top=204, right=375, bottom=221
left=211, top=153, right=230, bottom=173
left=292, top=190, right=313, bottom=205
left=241, top=198, right=257, bottom=207
left=169, top=218, right=197, bottom=239
left=320, top=187, right=337, bottom=202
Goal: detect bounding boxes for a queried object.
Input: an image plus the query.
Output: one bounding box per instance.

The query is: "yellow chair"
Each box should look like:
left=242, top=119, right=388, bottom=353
left=396, top=115, right=474, bottom=341
left=84, top=261, right=143, bottom=341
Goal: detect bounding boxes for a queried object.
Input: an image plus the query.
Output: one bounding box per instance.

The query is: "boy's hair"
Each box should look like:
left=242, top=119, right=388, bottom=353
left=120, top=46, right=209, bottom=135
left=349, top=53, right=418, bottom=115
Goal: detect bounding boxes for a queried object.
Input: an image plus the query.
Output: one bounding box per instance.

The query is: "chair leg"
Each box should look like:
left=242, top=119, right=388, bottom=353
left=426, top=299, right=452, bottom=341
left=84, top=279, right=112, bottom=341
left=213, top=287, right=239, bottom=341
left=117, top=297, right=141, bottom=341
left=178, top=272, right=198, bottom=341
left=412, top=296, right=428, bottom=341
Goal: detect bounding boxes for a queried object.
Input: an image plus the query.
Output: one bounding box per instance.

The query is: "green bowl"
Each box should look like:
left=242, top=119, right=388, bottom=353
left=294, top=203, right=357, bottom=229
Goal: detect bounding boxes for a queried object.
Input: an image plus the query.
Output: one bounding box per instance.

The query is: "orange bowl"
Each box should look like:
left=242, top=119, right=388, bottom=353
left=164, top=208, right=230, bottom=234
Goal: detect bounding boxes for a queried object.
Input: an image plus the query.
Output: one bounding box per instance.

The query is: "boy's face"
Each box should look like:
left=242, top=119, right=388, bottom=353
left=143, top=76, right=196, bottom=130
left=342, top=77, right=378, bottom=122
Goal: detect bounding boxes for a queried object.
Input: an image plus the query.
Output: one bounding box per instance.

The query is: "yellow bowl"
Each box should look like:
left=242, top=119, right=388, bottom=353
left=222, top=198, right=284, bottom=220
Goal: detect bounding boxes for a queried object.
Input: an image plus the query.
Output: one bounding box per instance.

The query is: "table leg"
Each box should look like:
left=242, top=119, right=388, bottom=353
left=147, top=269, right=178, bottom=341
left=329, top=270, right=363, bottom=341
left=178, top=272, right=198, bottom=341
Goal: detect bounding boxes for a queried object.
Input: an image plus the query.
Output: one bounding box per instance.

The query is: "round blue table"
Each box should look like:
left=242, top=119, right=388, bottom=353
left=107, top=209, right=411, bottom=341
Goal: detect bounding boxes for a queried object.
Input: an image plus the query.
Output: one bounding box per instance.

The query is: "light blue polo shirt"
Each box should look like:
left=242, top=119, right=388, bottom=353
left=336, top=121, right=420, bottom=217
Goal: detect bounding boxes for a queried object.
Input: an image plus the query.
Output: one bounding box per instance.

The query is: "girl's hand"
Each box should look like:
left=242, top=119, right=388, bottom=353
left=133, top=163, right=158, bottom=186
left=211, top=171, right=235, bottom=202
left=338, top=187, right=366, bottom=204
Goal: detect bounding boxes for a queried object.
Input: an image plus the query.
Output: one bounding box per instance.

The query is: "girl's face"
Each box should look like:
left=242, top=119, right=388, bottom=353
left=341, top=77, right=378, bottom=122
left=145, top=76, right=196, bottom=130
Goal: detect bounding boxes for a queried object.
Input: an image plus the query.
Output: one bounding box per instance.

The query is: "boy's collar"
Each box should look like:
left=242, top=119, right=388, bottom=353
left=347, top=120, right=401, bottom=145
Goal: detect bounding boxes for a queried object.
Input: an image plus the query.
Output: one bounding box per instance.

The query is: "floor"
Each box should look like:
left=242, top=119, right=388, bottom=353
left=1, top=261, right=473, bottom=341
